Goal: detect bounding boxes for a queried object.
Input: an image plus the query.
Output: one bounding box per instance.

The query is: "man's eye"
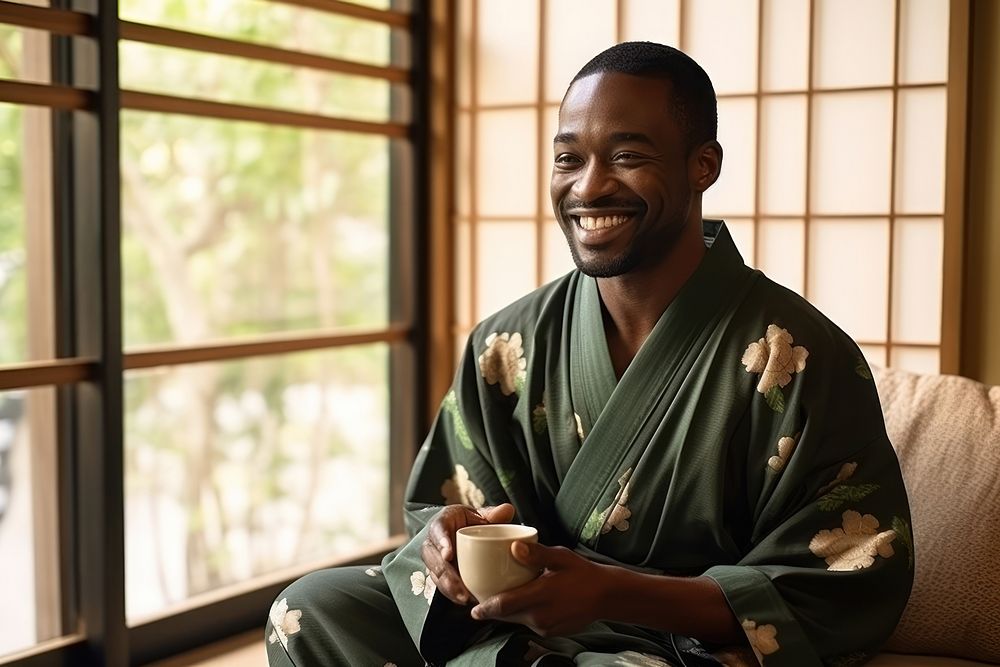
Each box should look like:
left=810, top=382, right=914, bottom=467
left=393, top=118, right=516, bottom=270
left=554, top=154, right=581, bottom=166
left=613, top=152, right=641, bottom=162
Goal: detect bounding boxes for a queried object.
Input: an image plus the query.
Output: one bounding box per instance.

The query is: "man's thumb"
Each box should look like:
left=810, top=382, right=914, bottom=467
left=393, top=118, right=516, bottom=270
left=480, top=503, right=515, bottom=524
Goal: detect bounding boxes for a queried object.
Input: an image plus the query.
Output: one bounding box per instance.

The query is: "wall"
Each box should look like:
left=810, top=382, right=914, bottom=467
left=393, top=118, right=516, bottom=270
left=963, top=0, right=1000, bottom=384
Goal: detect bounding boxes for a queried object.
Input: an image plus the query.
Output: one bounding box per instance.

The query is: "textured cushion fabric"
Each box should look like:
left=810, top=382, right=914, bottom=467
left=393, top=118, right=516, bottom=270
left=873, top=366, right=1000, bottom=663
left=869, top=653, right=996, bottom=667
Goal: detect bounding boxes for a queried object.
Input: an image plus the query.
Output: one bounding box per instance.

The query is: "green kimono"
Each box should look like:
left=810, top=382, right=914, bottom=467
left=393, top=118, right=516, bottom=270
left=266, top=222, right=912, bottom=667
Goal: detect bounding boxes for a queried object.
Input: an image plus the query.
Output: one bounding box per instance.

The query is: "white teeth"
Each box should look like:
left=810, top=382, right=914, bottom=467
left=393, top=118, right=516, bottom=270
left=578, top=215, right=628, bottom=231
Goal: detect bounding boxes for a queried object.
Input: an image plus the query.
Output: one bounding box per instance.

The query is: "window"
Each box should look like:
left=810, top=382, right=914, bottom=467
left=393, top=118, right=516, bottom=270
left=0, top=0, right=425, bottom=664
left=453, top=0, right=968, bottom=376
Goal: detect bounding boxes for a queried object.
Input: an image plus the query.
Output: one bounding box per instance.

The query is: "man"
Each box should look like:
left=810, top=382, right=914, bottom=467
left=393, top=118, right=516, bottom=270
left=266, top=42, right=912, bottom=666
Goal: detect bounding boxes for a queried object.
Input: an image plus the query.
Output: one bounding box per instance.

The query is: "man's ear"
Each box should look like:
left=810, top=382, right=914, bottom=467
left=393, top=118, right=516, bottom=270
left=688, top=140, right=723, bottom=193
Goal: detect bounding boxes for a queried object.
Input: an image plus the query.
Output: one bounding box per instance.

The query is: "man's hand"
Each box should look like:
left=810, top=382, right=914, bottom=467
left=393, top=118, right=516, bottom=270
left=421, top=503, right=515, bottom=605
left=469, top=541, right=610, bottom=637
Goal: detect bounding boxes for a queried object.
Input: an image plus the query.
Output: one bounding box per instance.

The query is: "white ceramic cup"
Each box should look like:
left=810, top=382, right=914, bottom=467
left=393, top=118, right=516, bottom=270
left=456, top=524, right=541, bottom=602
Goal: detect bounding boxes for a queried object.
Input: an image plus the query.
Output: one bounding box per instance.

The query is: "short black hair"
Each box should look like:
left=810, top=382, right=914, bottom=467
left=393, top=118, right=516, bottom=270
left=569, top=41, right=718, bottom=151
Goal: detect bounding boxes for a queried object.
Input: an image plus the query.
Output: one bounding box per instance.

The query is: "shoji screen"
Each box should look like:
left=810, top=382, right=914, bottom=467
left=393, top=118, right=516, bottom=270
left=453, top=0, right=959, bottom=375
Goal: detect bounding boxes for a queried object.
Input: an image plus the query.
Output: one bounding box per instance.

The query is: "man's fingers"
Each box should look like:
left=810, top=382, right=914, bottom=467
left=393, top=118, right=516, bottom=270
left=510, top=541, right=571, bottom=569
left=480, top=503, right=515, bottom=524
left=421, top=537, right=472, bottom=605
left=427, top=514, right=457, bottom=561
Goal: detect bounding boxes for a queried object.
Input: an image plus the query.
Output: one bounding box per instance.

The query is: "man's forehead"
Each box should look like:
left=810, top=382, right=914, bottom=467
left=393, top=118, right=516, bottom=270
left=557, top=71, right=675, bottom=135
left=561, top=71, right=672, bottom=110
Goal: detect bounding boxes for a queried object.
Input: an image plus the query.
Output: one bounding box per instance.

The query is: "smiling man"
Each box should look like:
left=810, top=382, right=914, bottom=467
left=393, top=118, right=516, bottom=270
left=266, top=42, right=913, bottom=667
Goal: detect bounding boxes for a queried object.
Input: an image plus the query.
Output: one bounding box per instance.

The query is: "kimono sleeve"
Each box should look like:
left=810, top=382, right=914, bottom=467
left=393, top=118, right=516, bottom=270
left=380, top=331, right=514, bottom=664
left=704, top=331, right=913, bottom=667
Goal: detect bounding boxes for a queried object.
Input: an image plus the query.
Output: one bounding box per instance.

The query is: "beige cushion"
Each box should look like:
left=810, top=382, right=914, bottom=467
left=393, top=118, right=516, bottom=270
left=873, top=366, right=1000, bottom=663
left=870, top=653, right=995, bottom=667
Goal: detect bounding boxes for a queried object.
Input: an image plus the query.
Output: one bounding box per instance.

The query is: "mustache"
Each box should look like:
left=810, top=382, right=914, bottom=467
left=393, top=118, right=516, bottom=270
left=559, top=197, right=645, bottom=214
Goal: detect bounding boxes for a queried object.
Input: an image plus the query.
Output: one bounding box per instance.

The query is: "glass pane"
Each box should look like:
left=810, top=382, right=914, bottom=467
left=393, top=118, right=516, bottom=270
left=896, top=87, right=947, bottom=214
left=455, top=219, right=472, bottom=328
left=544, top=0, right=617, bottom=102
left=0, top=24, right=50, bottom=84
left=704, top=97, right=756, bottom=217
left=476, top=0, right=538, bottom=106
left=899, top=0, right=949, bottom=84
left=811, top=91, right=893, bottom=215
left=119, top=0, right=394, bottom=67
left=476, top=221, right=536, bottom=321
left=758, top=218, right=805, bottom=294
left=124, top=346, right=389, bottom=621
left=760, top=94, right=807, bottom=215
left=620, top=0, right=681, bottom=45
left=119, top=42, right=393, bottom=123
left=456, top=111, right=471, bottom=216
left=725, top=218, right=755, bottom=264
left=860, top=344, right=887, bottom=368
left=476, top=109, right=537, bottom=217
left=890, top=346, right=939, bottom=375
left=761, top=0, right=809, bottom=92
left=684, top=0, right=759, bottom=95
left=0, top=104, right=54, bottom=364
left=542, top=218, right=575, bottom=284
left=0, top=387, right=62, bottom=658
left=814, top=0, right=895, bottom=89
left=121, top=112, right=389, bottom=347
left=892, top=218, right=943, bottom=344
left=807, top=218, right=889, bottom=342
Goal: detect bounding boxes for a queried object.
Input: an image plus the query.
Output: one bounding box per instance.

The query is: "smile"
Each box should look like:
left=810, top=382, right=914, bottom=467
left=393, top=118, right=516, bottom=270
left=576, top=215, right=630, bottom=231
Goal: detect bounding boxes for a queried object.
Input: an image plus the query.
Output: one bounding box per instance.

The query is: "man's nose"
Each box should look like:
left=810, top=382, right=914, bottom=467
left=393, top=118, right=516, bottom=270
left=570, top=161, right=618, bottom=202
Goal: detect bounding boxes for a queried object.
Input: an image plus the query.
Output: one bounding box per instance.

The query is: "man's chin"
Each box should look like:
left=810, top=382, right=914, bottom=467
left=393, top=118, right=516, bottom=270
left=572, top=252, right=639, bottom=278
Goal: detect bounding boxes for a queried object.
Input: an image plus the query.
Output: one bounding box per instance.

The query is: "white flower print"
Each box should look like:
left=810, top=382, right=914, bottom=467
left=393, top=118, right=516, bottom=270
left=384, top=663, right=397, bottom=667
left=478, top=332, right=527, bottom=396
left=441, top=464, right=485, bottom=508
left=767, top=435, right=798, bottom=472
left=614, top=650, right=670, bottom=666
left=409, top=569, right=436, bottom=605
left=574, top=413, right=584, bottom=441
left=601, top=468, right=633, bottom=535
left=365, top=566, right=382, bottom=577
left=742, top=619, right=780, bottom=663
left=267, top=597, right=303, bottom=648
left=809, top=510, right=897, bottom=571
left=741, top=324, right=809, bottom=394
left=817, top=462, right=858, bottom=497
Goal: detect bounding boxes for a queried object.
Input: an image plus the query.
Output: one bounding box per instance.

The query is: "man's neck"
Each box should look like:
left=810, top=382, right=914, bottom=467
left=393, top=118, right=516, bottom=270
left=597, top=220, right=708, bottom=378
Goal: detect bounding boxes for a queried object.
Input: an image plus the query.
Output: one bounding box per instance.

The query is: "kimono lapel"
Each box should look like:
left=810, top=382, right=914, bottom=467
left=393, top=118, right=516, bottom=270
left=554, top=222, right=758, bottom=541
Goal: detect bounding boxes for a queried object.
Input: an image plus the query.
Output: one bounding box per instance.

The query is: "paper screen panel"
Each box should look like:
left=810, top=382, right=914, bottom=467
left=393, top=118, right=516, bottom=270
left=540, top=104, right=560, bottom=215
left=456, top=111, right=471, bottom=217
left=760, top=94, right=807, bottom=215
left=860, top=344, right=887, bottom=369
left=758, top=218, right=805, bottom=295
left=898, top=0, right=949, bottom=85
left=890, top=346, right=940, bottom=375
left=476, top=0, right=539, bottom=106
left=705, top=97, right=756, bottom=217
left=814, top=0, right=895, bottom=89
left=476, top=221, right=537, bottom=321
left=761, top=0, right=809, bottom=92
left=807, top=218, right=889, bottom=342
left=811, top=91, right=893, bottom=215
left=683, top=0, right=759, bottom=95
left=620, top=0, right=681, bottom=45
left=542, top=220, right=576, bottom=284
left=455, top=219, right=472, bottom=328
left=544, top=0, right=617, bottom=102
left=895, top=87, right=946, bottom=214
left=892, top=217, right=943, bottom=344
left=725, top=218, right=755, bottom=265
left=476, top=109, right=538, bottom=217
left=456, top=0, right=472, bottom=107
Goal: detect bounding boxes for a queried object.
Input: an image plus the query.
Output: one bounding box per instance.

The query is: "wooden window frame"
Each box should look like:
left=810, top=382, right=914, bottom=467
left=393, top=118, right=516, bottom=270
left=0, top=0, right=432, bottom=664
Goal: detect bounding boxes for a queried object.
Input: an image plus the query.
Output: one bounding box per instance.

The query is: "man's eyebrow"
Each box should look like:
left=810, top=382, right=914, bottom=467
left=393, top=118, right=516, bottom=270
left=552, top=131, right=656, bottom=145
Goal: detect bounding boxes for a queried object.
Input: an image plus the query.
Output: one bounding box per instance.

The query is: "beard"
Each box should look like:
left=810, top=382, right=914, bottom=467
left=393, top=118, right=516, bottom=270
left=564, top=233, right=643, bottom=277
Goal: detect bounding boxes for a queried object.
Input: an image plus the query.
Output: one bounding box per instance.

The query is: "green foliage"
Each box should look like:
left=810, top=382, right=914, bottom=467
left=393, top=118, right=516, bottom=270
left=764, top=385, right=785, bottom=413
left=443, top=391, right=473, bottom=450
left=892, top=516, right=914, bottom=570
left=817, top=483, right=880, bottom=512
